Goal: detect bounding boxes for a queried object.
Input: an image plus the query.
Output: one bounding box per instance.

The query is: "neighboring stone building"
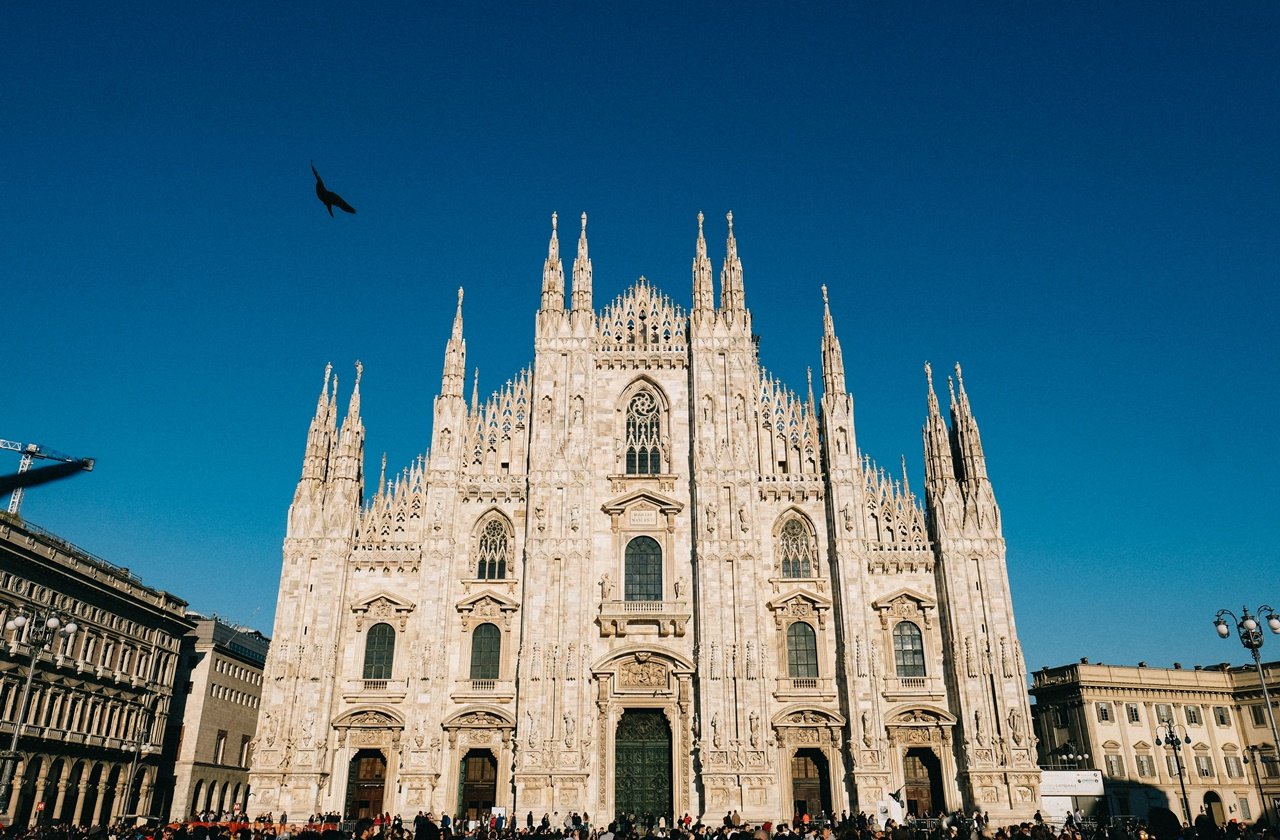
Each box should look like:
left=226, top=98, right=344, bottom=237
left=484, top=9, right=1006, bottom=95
left=1030, top=660, right=1280, bottom=824
left=0, top=516, right=192, bottom=827
left=250, top=213, right=1041, bottom=824
left=164, top=613, right=269, bottom=821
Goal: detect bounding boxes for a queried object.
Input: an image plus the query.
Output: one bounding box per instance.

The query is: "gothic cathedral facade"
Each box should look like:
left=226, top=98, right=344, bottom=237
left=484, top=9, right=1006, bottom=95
left=249, top=213, right=1041, bottom=824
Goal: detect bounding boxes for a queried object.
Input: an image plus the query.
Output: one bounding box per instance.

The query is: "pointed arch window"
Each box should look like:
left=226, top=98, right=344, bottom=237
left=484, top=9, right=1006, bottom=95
left=893, top=621, right=926, bottom=677
left=470, top=623, right=501, bottom=680
left=779, top=518, right=816, bottom=578
left=787, top=622, right=819, bottom=678
left=625, top=390, right=662, bottom=474
left=475, top=518, right=511, bottom=580
left=624, top=536, right=663, bottom=601
left=363, top=623, right=395, bottom=680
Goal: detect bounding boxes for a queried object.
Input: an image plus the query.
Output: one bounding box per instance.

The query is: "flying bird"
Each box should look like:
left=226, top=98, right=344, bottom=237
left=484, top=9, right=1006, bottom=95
left=311, top=161, right=356, bottom=217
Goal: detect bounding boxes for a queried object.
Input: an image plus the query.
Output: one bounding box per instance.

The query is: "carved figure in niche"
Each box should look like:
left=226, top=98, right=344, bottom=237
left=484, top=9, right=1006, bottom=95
left=430, top=736, right=441, bottom=766
left=738, top=506, right=750, bottom=532
left=841, top=504, right=853, bottom=533
left=734, top=394, right=745, bottom=423
left=432, top=501, right=443, bottom=531
left=535, top=505, right=546, bottom=532
left=563, top=712, right=575, bottom=747
left=675, top=576, right=688, bottom=600
left=705, top=502, right=717, bottom=535
left=861, top=711, right=873, bottom=748
left=570, top=503, right=581, bottom=532
left=413, top=717, right=427, bottom=748
left=526, top=710, right=538, bottom=746
left=600, top=574, right=613, bottom=601
left=749, top=711, right=760, bottom=747
left=1008, top=708, right=1024, bottom=745
left=974, top=709, right=987, bottom=745
left=260, top=711, right=278, bottom=747
left=710, top=713, right=722, bottom=748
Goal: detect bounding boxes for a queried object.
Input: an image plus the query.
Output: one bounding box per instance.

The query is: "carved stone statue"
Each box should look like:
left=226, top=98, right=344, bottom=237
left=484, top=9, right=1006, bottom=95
left=599, top=573, right=613, bottom=601
left=563, top=712, right=575, bottom=747
left=711, top=713, right=722, bottom=748
left=749, top=711, right=760, bottom=747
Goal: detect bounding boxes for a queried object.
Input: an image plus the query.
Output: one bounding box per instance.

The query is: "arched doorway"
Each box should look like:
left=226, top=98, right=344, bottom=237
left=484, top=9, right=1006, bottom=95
left=614, top=709, right=672, bottom=823
left=14, top=756, right=42, bottom=828
left=458, top=749, right=497, bottom=820
left=345, top=749, right=387, bottom=820
left=79, top=764, right=104, bottom=825
left=1203, top=792, right=1224, bottom=827
left=58, top=761, right=84, bottom=823
left=903, top=748, right=945, bottom=818
left=791, top=748, right=832, bottom=821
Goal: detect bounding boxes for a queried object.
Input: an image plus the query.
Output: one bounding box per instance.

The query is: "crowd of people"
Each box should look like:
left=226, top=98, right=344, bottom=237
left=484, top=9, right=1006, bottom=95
left=0, top=809, right=1275, bottom=840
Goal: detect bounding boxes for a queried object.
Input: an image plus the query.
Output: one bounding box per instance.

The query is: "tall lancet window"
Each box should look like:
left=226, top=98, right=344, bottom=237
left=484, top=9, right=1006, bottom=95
left=625, top=391, right=662, bottom=474
left=779, top=518, right=816, bottom=578
left=475, top=518, right=511, bottom=580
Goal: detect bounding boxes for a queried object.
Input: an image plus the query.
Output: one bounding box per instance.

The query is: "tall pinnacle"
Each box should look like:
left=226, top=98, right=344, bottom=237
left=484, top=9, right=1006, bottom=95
left=541, top=211, right=565, bottom=310
left=819, top=285, right=846, bottom=395
left=949, top=362, right=988, bottom=483
left=922, top=361, right=956, bottom=486
left=441, top=288, right=466, bottom=398
left=719, top=211, right=745, bottom=312
left=571, top=212, right=593, bottom=312
left=692, top=211, right=715, bottom=313
left=346, top=360, right=363, bottom=422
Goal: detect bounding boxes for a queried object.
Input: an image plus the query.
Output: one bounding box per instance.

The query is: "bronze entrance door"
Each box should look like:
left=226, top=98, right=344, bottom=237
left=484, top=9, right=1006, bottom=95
left=458, top=750, right=498, bottom=820
left=614, top=709, right=673, bottom=821
left=791, top=749, right=832, bottom=820
left=346, top=749, right=387, bottom=819
left=902, top=748, right=944, bottom=817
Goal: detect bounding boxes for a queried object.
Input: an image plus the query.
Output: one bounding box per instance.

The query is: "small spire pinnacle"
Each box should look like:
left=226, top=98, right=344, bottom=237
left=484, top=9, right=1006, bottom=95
left=947, top=375, right=957, bottom=407
left=692, top=210, right=715, bottom=313
left=378, top=452, right=387, bottom=496
left=571, top=211, right=593, bottom=312
left=346, top=360, right=363, bottom=419
left=317, top=362, right=333, bottom=415
left=820, top=285, right=846, bottom=396
left=806, top=367, right=815, bottom=411
left=470, top=368, right=480, bottom=413
left=901, top=454, right=911, bottom=495
left=541, top=212, right=565, bottom=310
left=452, top=288, right=465, bottom=339
left=925, top=361, right=941, bottom=417
left=720, top=211, right=745, bottom=312
left=440, top=289, right=467, bottom=398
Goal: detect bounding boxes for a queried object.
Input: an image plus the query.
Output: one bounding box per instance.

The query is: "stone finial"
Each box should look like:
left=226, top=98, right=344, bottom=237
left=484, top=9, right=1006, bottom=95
left=924, top=361, right=933, bottom=389
left=551, top=211, right=558, bottom=232
left=697, top=210, right=704, bottom=231
left=580, top=211, right=587, bottom=232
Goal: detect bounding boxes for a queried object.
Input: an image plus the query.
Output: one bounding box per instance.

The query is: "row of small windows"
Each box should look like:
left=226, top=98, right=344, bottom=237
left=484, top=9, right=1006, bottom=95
left=1093, top=702, right=1262, bottom=727
left=214, top=658, right=261, bottom=686
left=210, top=682, right=260, bottom=708
left=1104, top=751, right=1278, bottom=781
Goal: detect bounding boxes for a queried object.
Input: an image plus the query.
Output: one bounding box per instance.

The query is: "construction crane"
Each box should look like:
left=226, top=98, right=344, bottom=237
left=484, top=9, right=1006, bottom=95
left=0, top=439, right=95, bottom=516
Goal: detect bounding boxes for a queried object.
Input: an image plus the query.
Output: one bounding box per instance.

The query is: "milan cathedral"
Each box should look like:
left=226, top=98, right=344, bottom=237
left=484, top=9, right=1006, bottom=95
left=249, top=212, right=1041, bottom=824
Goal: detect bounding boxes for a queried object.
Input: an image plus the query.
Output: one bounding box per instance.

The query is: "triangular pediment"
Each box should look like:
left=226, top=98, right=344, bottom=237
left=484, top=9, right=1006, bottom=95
left=456, top=590, right=520, bottom=613
left=601, top=488, right=684, bottom=516
left=350, top=592, right=417, bottom=631
left=871, top=587, right=936, bottom=611
left=767, top=588, right=833, bottom=613
left=1132, top=740, right=1152, bottom=750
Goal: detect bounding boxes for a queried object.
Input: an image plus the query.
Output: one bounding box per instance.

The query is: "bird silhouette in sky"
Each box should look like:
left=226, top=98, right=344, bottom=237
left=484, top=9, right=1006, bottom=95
left=311, top=161, right=356, bottom=217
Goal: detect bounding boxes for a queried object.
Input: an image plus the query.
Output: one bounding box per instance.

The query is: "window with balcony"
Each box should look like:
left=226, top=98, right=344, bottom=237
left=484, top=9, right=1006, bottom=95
left=470, top=622, right=501, bottom=681
left=363, top=623, right=395, bottom=680
left=779, top=518, right=815, bottom=578
left=787, top=622, right=818, bottom=680
left=892, top=621, right=926, bottom=677
left=624, top=536, right=663, bottom=601
left=475, top=518, right=511, bottom=580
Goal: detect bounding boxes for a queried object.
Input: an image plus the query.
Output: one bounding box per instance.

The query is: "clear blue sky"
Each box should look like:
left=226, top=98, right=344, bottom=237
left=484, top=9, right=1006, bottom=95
left=3, top=3, right=1277, bottom=672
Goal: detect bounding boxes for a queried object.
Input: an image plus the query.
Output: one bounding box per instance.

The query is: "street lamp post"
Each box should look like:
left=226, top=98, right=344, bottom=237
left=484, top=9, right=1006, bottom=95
left=1215, top=607, right=1280, bottom=752
left=0, top=608, right=78, bottom=816
left=1243, top=745, right=1274, bottom=826
left=1155, top=720, right=1193, bottom=827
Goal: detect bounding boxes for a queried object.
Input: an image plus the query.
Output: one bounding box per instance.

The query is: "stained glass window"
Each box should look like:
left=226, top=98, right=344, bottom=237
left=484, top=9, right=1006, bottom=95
left=787, top=622, right=818, bottom=678
left=624, top=536, right=662, bottom=601
left=625, top=391, right=662, bottom=474
left=470, top=623, right=501, bottom=680
left=780, top=519, right=815, bottom=577
left=476, top=518, right=510, bottom=580
left=363, top=623, right=395, bottom=680
left=893, top=621, right=926, bottom=677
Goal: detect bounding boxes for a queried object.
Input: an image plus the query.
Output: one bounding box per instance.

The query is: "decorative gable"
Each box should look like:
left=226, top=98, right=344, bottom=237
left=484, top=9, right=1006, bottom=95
left=351, top=593, right=416, bottom=632
left=871, top=588, right=937, bottom=630
left=456, top=590, right=520, bottom=631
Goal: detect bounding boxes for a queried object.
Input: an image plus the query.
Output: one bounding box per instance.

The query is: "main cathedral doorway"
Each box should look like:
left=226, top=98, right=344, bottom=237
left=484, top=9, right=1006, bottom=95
left=458, top=749, right=498, bottom=820
left=614, top=709, right=672, bottom=822
left=791, top=749, right=832, bottom=820
left=902, top=748, right=944, bottom=817
left=346, top=749, right=387, bottom=819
